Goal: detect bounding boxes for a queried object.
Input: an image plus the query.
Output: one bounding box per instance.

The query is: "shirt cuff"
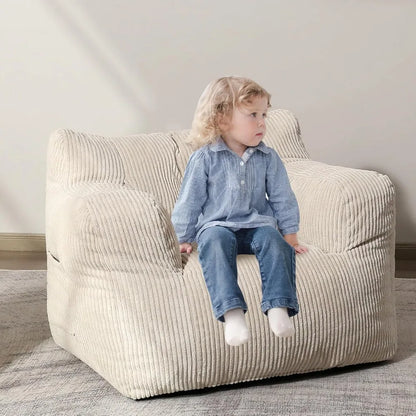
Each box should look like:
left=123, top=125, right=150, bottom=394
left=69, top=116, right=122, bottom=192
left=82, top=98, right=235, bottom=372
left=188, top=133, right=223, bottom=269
left=280, top=225, right=299, bottom=235
left=178, top=236, right=195, bottom=244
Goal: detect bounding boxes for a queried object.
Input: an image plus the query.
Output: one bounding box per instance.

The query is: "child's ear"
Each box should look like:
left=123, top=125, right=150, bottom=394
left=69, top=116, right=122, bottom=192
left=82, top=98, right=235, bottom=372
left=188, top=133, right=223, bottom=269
left=217, top=114, right=230, bottom=132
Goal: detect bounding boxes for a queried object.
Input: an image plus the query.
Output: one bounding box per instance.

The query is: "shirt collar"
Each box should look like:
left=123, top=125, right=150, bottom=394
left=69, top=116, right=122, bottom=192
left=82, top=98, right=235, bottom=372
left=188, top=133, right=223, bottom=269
left=209, top=136, right=271, bottom=154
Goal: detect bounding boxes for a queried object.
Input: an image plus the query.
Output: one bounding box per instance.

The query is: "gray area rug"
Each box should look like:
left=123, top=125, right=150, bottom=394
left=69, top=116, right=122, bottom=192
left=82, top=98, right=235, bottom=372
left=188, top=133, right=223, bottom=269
left=0, top=270, right=415, bottom=416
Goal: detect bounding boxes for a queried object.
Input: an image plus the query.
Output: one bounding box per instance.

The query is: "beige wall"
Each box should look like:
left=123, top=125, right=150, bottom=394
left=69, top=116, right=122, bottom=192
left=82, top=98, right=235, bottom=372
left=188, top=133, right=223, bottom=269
left=1, top=0, right=415, bottom=242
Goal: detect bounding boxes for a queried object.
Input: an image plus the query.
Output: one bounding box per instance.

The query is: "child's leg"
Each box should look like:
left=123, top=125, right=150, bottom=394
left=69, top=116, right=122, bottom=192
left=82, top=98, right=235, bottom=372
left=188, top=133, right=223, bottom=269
left=247, top=226, right=298, bottom=337
left=197, top=226, right=249, bottom=346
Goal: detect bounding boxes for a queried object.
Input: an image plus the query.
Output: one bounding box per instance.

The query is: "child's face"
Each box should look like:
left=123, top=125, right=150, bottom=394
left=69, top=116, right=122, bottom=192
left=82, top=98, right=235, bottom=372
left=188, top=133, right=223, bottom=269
left=219, top=95, right=268, bottom=157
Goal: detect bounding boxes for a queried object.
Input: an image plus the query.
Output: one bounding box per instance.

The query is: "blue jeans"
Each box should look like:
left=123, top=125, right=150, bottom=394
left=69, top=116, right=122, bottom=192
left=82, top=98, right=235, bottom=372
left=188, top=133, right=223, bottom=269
left=197, top=225, right=299, bottom=322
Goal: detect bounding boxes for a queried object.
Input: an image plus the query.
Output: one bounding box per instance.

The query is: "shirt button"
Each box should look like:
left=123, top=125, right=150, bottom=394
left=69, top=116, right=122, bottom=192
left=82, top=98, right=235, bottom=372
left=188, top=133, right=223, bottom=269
left=249, top=149, right=254, bottom=153
left=240, top=161, right=244, bottom=166
left=241, top=180, right=245, bottom=185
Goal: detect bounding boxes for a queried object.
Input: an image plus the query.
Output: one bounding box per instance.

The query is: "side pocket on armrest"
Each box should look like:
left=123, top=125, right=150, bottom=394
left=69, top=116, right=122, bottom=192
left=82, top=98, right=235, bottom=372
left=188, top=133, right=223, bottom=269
left=47, top=250, right=60, bottom=263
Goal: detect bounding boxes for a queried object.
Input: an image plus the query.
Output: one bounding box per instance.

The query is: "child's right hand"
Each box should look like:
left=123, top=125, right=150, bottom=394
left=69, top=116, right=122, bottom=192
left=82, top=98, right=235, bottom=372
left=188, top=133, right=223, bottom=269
left=179, top=243, right=193, bottom=254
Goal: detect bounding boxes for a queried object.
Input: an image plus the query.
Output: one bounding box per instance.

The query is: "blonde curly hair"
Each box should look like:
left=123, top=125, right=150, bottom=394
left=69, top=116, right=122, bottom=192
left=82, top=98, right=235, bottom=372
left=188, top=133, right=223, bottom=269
left=187, top=76, right=272, bottom=149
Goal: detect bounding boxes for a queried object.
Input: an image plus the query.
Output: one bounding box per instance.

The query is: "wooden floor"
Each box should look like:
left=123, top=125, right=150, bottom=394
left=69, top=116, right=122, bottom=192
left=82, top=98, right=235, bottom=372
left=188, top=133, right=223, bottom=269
left=0, top=251, right=415, bottom=278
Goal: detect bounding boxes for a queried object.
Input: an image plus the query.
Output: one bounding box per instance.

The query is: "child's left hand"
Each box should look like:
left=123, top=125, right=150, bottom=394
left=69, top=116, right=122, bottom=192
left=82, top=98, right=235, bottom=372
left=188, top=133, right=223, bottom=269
left=293, top=244, right=308, bottom=254
left=283, top=233, right=308, bottom=254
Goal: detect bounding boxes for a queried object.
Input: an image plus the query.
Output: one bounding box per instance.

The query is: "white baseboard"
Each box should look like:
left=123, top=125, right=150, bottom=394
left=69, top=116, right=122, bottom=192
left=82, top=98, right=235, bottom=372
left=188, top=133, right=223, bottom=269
left=0, top=233, right=46, bottom=252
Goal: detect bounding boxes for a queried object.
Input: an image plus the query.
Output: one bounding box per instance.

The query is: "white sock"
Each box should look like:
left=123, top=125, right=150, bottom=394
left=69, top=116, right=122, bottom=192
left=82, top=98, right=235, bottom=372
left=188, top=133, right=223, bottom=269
left=268, top=307, right=295, bottom=338
left=223, top=308, right=250, bottom=346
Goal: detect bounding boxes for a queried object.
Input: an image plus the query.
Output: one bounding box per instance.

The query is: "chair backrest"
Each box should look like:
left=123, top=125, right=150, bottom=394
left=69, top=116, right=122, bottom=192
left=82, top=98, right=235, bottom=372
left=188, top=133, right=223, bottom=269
left=46, top=109, right=310, bottom=214
left=46, top=129, right=182, bottom=213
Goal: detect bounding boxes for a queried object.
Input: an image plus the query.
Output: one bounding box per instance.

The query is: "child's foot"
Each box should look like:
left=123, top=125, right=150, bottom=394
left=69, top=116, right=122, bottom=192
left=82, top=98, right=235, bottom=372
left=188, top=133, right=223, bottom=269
left=268, top=307, right=295, bottom=338
left=223, top=308, right=249, bottom=346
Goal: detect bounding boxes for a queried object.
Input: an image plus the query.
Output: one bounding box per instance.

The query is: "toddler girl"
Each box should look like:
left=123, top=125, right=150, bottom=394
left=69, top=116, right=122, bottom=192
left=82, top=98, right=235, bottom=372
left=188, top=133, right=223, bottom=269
left=171, top=76, right=308, bottom=346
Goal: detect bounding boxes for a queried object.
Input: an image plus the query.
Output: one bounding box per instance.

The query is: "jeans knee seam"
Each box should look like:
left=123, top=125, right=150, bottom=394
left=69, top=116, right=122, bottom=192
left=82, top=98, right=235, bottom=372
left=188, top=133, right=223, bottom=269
left=251, top=238, right=267, bottom=284
left=228, top=234, right=237, bottom=269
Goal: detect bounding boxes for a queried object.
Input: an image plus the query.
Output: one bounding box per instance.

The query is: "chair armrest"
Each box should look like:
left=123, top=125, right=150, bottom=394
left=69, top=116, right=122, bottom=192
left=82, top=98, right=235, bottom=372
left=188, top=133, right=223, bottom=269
left=285, top=160, right=395, bottom=253
left=46, top=183, right=182, bottom=275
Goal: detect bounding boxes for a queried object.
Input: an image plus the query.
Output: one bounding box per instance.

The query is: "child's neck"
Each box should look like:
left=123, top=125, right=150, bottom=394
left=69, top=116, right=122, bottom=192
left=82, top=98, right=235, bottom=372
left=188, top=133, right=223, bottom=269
left=220, top=136, right=247, bottom=158
left=233, top=147, right=247, bottom=158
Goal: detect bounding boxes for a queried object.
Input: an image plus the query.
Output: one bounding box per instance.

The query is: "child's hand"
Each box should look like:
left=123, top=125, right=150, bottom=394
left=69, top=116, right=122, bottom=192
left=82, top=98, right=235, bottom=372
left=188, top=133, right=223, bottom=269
left=283, top=233, right=308, bottom=255
left=293, top=244, right=308, bottom=254
left=179, top=243, right=193, bottom=254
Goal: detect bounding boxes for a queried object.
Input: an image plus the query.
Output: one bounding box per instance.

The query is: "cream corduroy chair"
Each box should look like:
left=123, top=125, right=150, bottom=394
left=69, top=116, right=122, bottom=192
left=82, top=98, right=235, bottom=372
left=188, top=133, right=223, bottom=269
left=45, top=109, right=397, bottom=399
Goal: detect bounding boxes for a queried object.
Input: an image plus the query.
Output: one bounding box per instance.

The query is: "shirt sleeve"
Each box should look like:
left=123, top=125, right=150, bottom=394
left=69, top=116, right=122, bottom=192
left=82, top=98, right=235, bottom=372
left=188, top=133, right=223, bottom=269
left=265, top=149, right=300, bottom=235
left=171, top=150, right=208, bottom=243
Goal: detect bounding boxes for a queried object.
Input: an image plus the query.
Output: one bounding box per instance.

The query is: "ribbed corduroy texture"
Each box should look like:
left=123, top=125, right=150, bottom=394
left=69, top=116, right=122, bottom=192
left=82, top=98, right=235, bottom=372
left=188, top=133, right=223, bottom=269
left=45, top=109, right=397, bottom=399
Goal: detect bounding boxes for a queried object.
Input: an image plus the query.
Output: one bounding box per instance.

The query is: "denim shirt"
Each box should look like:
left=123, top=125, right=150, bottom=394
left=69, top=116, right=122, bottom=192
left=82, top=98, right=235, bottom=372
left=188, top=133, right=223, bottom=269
left=171, top=137, right=300, bottom=244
